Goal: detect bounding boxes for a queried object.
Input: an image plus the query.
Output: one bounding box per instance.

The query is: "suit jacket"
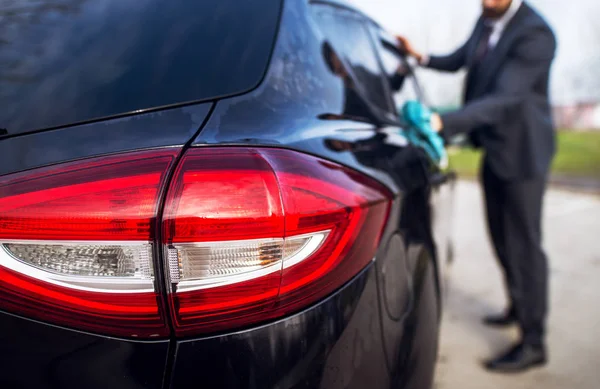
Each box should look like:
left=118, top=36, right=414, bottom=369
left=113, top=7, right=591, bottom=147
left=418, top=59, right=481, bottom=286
left=428, top=2, right=557, bottom=180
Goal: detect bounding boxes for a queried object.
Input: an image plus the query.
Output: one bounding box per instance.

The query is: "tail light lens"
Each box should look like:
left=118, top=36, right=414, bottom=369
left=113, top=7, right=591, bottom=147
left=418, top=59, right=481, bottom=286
left=0, top=147, right=391, bottom=338
left=163, top=148, right=391, bottom=336
left=0, top=150, right=178, bottom=338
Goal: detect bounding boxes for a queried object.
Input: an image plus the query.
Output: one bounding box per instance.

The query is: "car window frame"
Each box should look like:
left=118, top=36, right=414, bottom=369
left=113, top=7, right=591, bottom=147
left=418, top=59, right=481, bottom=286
left=310, top=4, right=399, bottom=125
left=368, top=26, right=427, bottom=117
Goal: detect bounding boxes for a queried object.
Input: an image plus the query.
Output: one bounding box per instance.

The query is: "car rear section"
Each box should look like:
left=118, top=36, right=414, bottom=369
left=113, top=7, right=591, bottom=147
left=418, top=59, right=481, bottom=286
left=0, top=1, right=448, bottom=389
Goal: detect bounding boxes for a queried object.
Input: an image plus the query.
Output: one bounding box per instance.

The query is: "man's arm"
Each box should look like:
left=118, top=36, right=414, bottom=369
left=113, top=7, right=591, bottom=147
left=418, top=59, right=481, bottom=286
left=439, top=27, right=556, bottom=137
left=425, top=21, right=481, bottom=71
left=426, top=41, right=469, bottom=72
left=397, top=32, right=472, bottom=72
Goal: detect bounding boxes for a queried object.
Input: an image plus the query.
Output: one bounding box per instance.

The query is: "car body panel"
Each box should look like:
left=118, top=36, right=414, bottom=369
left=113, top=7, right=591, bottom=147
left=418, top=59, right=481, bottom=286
left=170, top=265, right=389, bottom=389
left=0, top=0, right=453, bottom=388
left=0, top=103, right=212, bottom=176
left=170, top=259, right=439, bottom=389
left=0, top=311, right=169, bottom=389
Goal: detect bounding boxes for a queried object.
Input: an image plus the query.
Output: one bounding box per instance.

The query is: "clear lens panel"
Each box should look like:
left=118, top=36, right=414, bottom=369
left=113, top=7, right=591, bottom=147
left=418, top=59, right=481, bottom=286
left=170, top=231, right=329, bottom=288
left=3, top=243, right=153, bottom=278
left=283, top=237, right=310, bottom=261
left=174, top=239, right=284, bottom=281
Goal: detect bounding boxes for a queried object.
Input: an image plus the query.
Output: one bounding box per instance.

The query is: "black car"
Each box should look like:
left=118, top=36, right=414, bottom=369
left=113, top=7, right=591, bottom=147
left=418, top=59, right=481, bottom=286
left=0, top=0, right=455, bottom=388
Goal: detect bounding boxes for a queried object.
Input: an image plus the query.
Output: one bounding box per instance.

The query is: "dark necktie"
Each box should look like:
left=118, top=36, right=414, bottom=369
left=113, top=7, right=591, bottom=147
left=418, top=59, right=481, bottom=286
left=464, top=23, right=494, bottom=142
left=473, top=24, right=494, bottom=65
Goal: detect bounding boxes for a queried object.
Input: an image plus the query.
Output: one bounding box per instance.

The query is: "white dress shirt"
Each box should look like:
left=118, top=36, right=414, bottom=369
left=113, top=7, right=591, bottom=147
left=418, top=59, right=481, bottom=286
left=487, top=0, right=523, bottom=48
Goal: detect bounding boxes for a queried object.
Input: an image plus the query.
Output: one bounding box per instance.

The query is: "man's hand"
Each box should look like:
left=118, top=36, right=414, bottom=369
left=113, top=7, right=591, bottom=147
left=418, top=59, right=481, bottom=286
left=396, top=35, right=423, bottom=63
left=430, top=113, right=443, bottom=132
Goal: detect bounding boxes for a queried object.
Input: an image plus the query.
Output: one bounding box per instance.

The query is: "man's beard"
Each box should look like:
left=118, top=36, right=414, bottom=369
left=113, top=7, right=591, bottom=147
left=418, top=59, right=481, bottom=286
left=483, top=6, right=509, bottom=19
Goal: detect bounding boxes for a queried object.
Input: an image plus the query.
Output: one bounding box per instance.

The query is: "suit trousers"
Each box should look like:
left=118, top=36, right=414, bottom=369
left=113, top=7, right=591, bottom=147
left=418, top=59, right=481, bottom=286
left=481, top=160, right=549, bottom=346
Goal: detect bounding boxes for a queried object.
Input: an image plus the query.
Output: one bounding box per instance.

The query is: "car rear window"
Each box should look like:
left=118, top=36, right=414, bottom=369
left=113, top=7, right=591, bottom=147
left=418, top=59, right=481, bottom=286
left=0, top=0, right=282, bottom=134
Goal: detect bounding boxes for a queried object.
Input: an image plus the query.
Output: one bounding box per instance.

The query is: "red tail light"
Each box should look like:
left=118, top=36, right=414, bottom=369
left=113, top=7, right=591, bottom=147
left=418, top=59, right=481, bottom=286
left=163, top=148, right=391, bottom=336
left=0, top=150, right=178, bottom=338
left=0, top=147, right=391, bottom=338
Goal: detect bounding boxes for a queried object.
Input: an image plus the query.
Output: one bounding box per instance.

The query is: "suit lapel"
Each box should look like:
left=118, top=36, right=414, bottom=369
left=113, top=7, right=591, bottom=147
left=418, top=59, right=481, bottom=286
left=469, top=3, right=530, bottom=98
left=466, top=19, right=486, bottom=67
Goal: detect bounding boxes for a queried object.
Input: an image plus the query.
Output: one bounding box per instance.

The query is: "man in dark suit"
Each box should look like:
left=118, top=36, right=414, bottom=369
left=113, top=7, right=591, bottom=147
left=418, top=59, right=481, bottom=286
left=398, top=0, right=556, bottom=372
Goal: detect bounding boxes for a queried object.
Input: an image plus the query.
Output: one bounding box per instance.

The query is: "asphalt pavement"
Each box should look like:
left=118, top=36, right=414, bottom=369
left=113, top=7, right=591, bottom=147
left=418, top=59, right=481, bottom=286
left=434, top=181, right=600, bottom=389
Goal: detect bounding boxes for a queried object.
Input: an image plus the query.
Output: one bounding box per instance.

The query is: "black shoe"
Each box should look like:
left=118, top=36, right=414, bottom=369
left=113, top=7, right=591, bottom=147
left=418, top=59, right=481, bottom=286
left=483, top=311, right=517, bottom=327
left=484, top=343, right=547, bottom=373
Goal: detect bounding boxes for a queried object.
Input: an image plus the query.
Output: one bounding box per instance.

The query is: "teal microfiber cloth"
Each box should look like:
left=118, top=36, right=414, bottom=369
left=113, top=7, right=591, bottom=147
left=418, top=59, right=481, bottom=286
left=400, top=100, right=448, bottom=168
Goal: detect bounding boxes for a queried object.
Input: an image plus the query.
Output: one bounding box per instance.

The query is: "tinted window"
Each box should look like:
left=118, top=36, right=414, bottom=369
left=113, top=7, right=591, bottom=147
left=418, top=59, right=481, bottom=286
left=312, top=6, right=392, bottom=118
left=377, top=41, right=421, bottom=110
left=0, top=0, right=282, bottom=134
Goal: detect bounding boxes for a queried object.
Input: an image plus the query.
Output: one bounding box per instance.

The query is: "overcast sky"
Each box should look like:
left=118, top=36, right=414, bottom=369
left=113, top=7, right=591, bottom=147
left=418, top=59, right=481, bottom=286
left=350, top=0, right=600, bottom=106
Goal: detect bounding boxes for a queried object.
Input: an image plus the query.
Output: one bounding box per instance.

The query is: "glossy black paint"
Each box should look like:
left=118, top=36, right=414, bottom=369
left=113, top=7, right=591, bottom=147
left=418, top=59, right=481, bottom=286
left=0, top=0, right=454, bottom=388
left=170, top=260, right=438, bottom=389
left=193, top=0, right=424, bottom=194
left=0, top=103, right=212, bottom=176
left=170, top=265, right=383, bottom=389
left=0, top=311, right=169, bottom=389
